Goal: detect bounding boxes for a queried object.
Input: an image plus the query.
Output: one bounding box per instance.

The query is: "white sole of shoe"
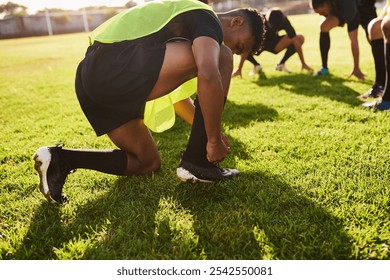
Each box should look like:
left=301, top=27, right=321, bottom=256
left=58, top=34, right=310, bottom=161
left=33, top=147, right=56, bottom=203
left=176, top=167, right=213, bottom=183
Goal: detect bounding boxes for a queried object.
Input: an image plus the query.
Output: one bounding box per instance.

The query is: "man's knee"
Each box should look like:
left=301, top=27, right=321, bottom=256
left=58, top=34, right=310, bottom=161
left=320, top=16, right=337, bottom=32
left=320, top=23, right=329, bottom=32
left=295, top=34, right=305, bottom=45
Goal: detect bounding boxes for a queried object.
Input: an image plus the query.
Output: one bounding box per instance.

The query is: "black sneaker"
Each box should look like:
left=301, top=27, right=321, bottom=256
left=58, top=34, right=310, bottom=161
left=359, top=85, right=384, bottom=99
left=176, top=158, right=239, bottom=183
left=33, top=144, right=72, bottom=204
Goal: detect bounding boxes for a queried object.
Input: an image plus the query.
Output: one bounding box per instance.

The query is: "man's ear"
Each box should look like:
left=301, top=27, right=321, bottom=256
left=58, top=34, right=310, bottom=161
left=230, top=16, right=244, bottom=27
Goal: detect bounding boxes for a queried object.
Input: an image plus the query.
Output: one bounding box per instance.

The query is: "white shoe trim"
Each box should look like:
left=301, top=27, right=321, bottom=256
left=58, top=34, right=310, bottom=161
left=33, top=147, right=52, bottom=200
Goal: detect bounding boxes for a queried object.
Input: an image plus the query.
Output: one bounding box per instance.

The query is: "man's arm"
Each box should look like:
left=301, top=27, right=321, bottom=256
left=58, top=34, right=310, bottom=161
left=232, top=53, right=248, bottom=77
left=348, top=29, right=365, bottom=80
left=192, top=36, right=229, bottom=163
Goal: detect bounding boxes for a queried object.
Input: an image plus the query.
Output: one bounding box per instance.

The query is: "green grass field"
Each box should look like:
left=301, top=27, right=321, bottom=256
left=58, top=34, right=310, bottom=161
left=0, top=13, right=389, bottom=260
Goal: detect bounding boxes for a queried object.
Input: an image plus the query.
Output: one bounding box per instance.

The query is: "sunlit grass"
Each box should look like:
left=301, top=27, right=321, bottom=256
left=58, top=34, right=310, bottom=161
left=0, top=14, right=389, bottom=260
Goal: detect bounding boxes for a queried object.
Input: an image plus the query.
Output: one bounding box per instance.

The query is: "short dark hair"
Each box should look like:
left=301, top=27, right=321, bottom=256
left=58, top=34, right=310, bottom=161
left=241, top=8, right=267, bottom=55
left=310, top=0, right=337, bottom=15
left=310, top=0, right=336, bottom=9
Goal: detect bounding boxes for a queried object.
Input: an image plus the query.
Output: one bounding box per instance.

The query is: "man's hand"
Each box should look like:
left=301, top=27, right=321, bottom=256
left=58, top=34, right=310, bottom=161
left=232, top=68, right=242, bottom=78
left=301, top=63, right=313, bottom=73
left=206, top=133, right=231, bottom=164
left=349, top=67, right=366, bottom=80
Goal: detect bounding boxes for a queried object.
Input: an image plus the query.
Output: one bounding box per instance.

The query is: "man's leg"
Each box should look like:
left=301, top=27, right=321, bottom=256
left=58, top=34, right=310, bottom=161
left=361, top=18, right=385, bottom=99
left=246, top=54, right=262, bottom=75
left=272, top=34, right=312, bottom=73
left=34, top=119, right=158, bottom=204
left=375, top=15, right=390, bottom=110
left=34, top=41, right=204, bottom=203
left=314, top=15, right=339, bottom=76
left=246, top=54, right=260, bottom=66
left=362, top=15, right=390, bottom=110
left=174, top=98, right=195, bottom=126
left=272, top=35, right=294, bottom=73
left=279, top=45, right=296, bottom=65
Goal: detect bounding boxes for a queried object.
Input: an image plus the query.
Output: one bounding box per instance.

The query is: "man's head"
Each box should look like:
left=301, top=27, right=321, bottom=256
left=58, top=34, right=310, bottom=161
left=219, top=8, right=266, bottom=56
left=310, top=0, right=334, bottom=17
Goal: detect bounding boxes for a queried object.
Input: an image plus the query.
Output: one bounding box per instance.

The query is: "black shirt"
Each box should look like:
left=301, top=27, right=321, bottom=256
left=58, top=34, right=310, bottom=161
left=152, top=9, right=223, bottom=45
left=266, top=9, right=296, bottom=38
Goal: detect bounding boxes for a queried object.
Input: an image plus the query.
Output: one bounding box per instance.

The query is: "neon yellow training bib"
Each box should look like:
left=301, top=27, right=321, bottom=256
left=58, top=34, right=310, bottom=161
left=89, top=0, right=215, bottom=132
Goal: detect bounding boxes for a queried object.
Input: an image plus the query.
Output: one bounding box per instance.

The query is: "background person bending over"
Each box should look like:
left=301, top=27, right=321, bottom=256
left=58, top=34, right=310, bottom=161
left=232, top=7, right=313, bottom=77
left=360, top=1, right=387, bottom=99
left=33, top=0, right=266, bottom=204
left=363, top=4, right=390, bottom=111
left=310, top=0, right=377, bottom=79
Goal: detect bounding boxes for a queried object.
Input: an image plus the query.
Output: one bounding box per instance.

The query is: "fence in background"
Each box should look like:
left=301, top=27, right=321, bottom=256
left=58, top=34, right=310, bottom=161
left=0, top=0, right=313, bottom=39
left=0, top=9, right=117, bottom=39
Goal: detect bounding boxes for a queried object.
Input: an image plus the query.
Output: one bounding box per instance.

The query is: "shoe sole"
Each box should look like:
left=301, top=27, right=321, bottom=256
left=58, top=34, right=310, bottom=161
left=176, top=167, right=214, bottom=183
left=33, top=147, right=57, bottom=203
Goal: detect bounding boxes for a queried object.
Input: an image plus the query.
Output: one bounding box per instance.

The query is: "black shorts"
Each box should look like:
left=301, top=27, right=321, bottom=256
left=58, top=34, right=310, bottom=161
left=337, top=1, right=376, bottom=33
left=337, top=13, right=360, bottom=32
left=358, top=2, right=377, bottom=31
left=347, top=13, right=360, bottom=32
left=75, top=40, right=166, bottom=136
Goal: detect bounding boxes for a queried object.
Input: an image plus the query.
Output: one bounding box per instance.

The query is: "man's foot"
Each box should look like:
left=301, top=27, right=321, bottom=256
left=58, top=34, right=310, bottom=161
left=33, top=145, right=72, bottom=204
left=362, top=98, right=390, bottom=111
left=275, top=63, right=291, bottom=73
left=359, top=85, right=384, bottom=99
left=177, top=159, right=239, bottom=183
left=313, top=67, right=330, bottom=77
left=249, top=64, right=262, bottom=75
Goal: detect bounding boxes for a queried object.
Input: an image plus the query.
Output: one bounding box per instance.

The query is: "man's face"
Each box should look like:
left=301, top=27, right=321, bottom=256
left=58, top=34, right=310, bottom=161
left=314, top=3, right=331, bottom=17
left=224, top=26, right=255, bottom=55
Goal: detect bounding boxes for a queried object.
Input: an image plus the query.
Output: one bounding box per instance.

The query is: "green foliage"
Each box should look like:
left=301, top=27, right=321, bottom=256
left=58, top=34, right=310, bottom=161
left=0, top=14, right=389, bottom=260
left=0, top=1, right=27, bottom=18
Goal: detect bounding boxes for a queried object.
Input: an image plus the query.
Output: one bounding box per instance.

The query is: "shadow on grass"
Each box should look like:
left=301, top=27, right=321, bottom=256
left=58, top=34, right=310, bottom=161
left=223, top=100, right=278, bottom=129
left=9, top=92, right=350, bottom=260
left=172, top=170, right=354, bottom=259
left=11, top=176, right=163, bottom=259
left=252, top=72, right=368, bottom=107
left=12, top=168, right=353, bottom=260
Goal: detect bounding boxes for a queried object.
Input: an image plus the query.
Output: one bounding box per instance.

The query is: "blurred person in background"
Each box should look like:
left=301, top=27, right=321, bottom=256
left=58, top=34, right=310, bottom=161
left=232, top=7, right=313, bottom=77
left=310, top=0, right=377, bottom=79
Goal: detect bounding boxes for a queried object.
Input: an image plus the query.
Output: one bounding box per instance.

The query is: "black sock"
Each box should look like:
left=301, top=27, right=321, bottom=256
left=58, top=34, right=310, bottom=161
left=383, top=43, right=390, bottom=101
left=371, top=39, right=386, bottom=88
left=182, top=97, right=209, bottom=166
left=182, top=96, right=227, bottom=167
left=280, top=44, right=296, bottom=64
left=246, top=54, right=260, bottom=66
left=320, top=32, right=330, bottom=69
left=61, top=148, right=128, bottom=175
